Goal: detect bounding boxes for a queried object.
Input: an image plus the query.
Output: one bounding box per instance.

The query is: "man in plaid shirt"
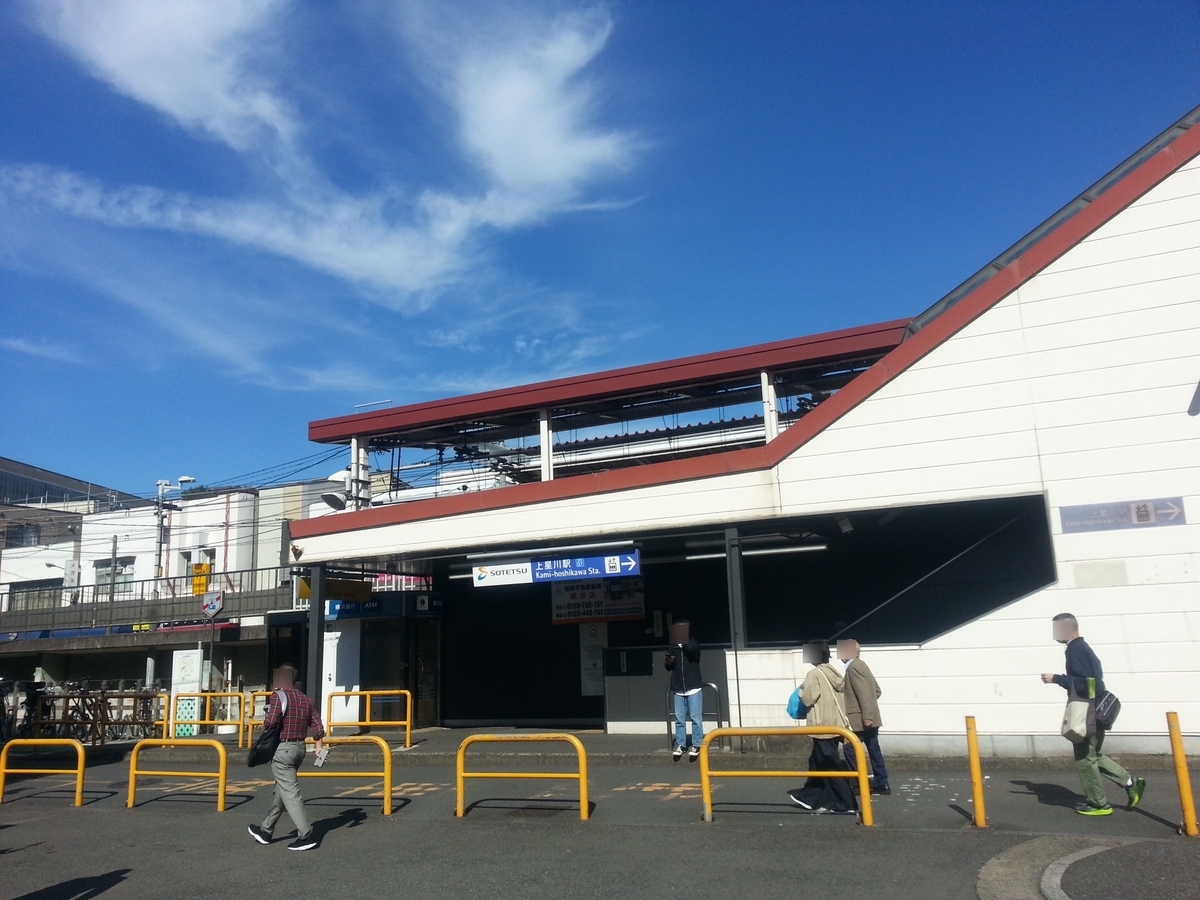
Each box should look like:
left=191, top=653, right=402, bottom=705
left=248, top=665, right=325, bottom=850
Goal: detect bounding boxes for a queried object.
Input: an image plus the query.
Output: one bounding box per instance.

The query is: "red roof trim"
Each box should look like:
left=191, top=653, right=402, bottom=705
left=308, top=319, right=911, bottom=443
left=291, top=121, right=1200, bottom=542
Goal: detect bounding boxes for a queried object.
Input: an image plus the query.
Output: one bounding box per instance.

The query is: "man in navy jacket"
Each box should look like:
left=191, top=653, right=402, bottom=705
left=1040, top=613, right=1144, bottom=816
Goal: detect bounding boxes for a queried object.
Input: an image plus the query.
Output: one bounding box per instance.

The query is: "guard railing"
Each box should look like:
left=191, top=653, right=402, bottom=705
left=0, top=738, right=86, bottom=806
left=456, top=733, right=590, bottom=820
left=698, top=726, right=873, bottom=825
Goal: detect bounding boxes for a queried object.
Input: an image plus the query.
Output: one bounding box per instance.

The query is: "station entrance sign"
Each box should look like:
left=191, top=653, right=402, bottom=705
left=532, top=550, right=640, bottom=583
left=472, top=550, right=640, bottom=588
left=1060, top=497, right=1187, bottom=533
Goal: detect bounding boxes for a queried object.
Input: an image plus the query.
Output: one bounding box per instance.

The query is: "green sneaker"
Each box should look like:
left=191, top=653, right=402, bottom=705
left=1126, top=777, right=1146, bottom=809
left=1075, top=802, right=1113, bottom=816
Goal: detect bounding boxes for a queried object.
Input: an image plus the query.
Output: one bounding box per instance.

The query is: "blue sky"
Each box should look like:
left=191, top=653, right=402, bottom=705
left=1, top=0, right=1197, bottom=495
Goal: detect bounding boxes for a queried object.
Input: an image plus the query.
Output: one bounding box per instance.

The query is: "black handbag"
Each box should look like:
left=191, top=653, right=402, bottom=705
left=247, top=691, right=287, bottom=768
left=1094, top=690, right=1121, bottom=730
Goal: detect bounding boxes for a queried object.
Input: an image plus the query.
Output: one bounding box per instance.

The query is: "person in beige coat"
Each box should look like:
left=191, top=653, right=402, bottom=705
left=839, top=640, right=890, bottom=795
left=787, top=641, right=856, bottom=813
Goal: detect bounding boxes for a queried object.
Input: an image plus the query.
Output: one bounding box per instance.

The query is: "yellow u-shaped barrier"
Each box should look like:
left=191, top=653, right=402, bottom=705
left=170, top=693, right=247, bottom=747
left=698, top=726, right=874, bottom=825
left=298, top=735, right=395, bottom=815
left=126, top=739, right=228, bottom=811
left=325, top=690, right=413, bottom=749
left=456, top=733, right=589, bottom=820
left=0, top=738, right=86, bottom=807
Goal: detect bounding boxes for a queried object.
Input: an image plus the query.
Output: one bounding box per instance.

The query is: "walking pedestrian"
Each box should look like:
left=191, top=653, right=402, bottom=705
left=248, top=665, right=326, bottom=850
left=665, top=621, right=704, bottom=761
left=838, top=639, right=890, bottom=795
left=788, top=641, right=856, bottom=814
left=1040, top=613, right=1145, bottom=816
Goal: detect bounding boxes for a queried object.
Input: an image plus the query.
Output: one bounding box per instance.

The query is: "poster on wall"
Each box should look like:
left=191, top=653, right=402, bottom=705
left=579, top=622, right=607, bottom=696
left=551, top=578, right=645, bottom=624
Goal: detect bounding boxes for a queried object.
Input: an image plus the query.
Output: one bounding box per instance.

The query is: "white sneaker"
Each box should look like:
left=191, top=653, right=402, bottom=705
left=688, top=747, right=700, bottom=761
left=672, top=746, right=683, bottom=761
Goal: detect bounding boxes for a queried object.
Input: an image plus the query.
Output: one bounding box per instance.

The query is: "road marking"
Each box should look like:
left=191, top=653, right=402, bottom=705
left=976, top=836, right=1133, bottom=900
left=1040, top=845, right=1118, bottom=900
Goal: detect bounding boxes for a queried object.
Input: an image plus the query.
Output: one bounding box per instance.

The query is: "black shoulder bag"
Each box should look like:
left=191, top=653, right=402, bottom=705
left=1094, top=690, right=1121, bottom=730
left=247, top=691, right=287, bottom=768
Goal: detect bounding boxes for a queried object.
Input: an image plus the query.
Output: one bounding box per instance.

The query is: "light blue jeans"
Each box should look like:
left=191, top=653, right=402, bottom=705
left=674, top=691, right=704, bottom=749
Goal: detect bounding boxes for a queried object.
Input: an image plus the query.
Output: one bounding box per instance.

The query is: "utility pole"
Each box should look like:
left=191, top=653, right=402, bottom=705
left=153, top=476, right=195, bottom=599
left=154, top=483, right=164, bottom=599
left=108, top=534, right=118, bottom=604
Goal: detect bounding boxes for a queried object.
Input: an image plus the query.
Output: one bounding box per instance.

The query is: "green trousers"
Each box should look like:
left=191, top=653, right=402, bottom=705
left=1073, top=727, right=1130, bottom=808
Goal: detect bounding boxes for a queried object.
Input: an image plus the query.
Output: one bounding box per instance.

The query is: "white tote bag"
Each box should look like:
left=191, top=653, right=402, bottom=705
left=1061, top=698, right=1090, bottom=743
left=1060, top=678, right=1095, bottom=744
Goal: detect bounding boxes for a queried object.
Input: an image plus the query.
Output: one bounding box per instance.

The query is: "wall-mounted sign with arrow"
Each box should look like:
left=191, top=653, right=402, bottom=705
left=531, top=549, right=641, bottom=583
left=1060, top=497, right=1188, bottom=534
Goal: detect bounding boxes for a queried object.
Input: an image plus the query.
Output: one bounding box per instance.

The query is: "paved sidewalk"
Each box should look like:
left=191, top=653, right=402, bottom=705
left=1, top=740, right=1196, bottom=900
left=23, top=725, right=1197, bottom=770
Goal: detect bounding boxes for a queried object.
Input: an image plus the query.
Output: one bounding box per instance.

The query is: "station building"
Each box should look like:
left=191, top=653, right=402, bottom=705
left=289, top=106, right=1200, bottom=756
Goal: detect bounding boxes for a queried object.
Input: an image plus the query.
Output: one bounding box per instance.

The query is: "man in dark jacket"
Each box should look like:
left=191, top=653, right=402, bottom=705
left=1040, top=613, right=1145, bottom=816
left=665, top=621, right=703, bottom=760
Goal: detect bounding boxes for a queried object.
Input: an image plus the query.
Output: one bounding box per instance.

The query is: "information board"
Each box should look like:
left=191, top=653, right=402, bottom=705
left=551, top=578, right=645, bottom=624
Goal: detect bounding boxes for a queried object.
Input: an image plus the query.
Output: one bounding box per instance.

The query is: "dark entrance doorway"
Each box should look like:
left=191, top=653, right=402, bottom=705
left=359, top=616, right=441, bottom=728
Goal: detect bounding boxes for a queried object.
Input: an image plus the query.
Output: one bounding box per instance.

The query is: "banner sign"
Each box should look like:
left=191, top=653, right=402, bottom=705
left=551, top=578, right=645, bottom=624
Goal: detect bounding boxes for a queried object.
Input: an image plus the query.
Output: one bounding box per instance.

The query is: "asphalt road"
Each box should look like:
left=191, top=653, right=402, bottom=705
left=1, top=752, right=1196, bottom=900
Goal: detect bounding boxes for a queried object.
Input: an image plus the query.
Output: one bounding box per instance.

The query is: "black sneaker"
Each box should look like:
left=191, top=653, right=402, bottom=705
left=1074, top=802, right=1113, bottom=816
left=672, top=746, right=683, bottom=761
left=688, top=747, right=700, bottom=761
left=288, top=832, right=318, bottom=851
left=1126, top=777, right=1145, bottom=809
left=787, top=790, right=814, bottom=809
left=247, top=825, right=272, bottom=845
left=871, top=784, right=891, bottom=795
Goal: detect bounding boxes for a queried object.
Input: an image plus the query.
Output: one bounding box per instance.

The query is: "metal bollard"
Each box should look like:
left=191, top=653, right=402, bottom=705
left=965, top=716, right=987, bottom=828
left=1166, top=712, right=1198, bottom=837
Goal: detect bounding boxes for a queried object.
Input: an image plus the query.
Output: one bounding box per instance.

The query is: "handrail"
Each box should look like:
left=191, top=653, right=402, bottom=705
left=297, top=735, right=395, bottom=815
left=665, top=682, right=727, bottom=751
left=456, top=733, right=589, bottom=820
left=698, top=726, right=873, bottom=825
left=171, top=692, right=247, bottom=747
left=0, top=738, right=86, bottom=806
left=325, top=690, right=412, bottom=749
left=126, top=739, right=228, bottom=811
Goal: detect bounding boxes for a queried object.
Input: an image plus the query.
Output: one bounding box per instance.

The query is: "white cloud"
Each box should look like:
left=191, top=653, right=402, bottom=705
left=0, top=337, right=83, bottom=365
left=29, top=0, right=295, bottom=155
left=10, top=0, right=640, bottom=324
left=400, top=3, right=638, bottom=225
